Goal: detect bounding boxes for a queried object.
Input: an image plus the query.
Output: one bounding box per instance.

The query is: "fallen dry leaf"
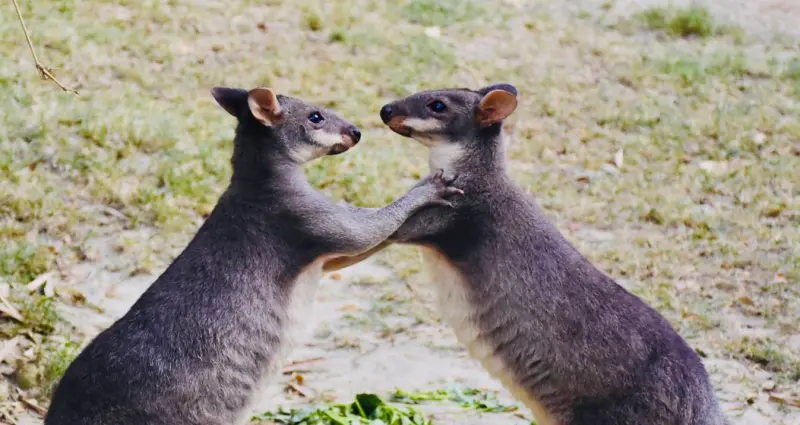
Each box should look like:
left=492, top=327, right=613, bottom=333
left=0, top=293, right=24, bottom=322
left=0, top=336, right=21, bottom=364
left=339, top=304, right=360, bottom=312
left=26, top=272, right=55, bottom=293
left=737, top=293, right=755, bottom=306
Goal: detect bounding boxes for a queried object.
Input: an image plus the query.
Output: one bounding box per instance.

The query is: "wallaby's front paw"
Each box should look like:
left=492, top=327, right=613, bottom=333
left=414, top=169, right=464, bottom=208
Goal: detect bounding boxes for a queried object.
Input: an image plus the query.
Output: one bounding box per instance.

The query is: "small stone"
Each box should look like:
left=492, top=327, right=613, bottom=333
left=15, top=363, right=40, bottom=390
left=540, top=147, right=557, bottom=162
left=753, top=132, right=766, bottom=145
left=699, top=160, right=728, bottom=175
left=0, top=381, right=9, bottom=401
left=424, top=26, right=441, bottom=38
left=601, top=163, right=619, bottom=174
left=614, top=148, right=624, bottom=168
left=762, top=380, right=776, bottom=391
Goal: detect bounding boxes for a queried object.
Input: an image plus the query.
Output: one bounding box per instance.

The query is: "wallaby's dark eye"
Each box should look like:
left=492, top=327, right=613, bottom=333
left=308, top=112, right=324, bottom=124
left=427, top=100, right=447, bottom=113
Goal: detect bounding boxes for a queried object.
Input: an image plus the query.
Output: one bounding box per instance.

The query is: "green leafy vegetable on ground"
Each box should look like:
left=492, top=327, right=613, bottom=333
left=253, top=393, right=432, bottom=425
left=389, top=387, right=519, bottom=413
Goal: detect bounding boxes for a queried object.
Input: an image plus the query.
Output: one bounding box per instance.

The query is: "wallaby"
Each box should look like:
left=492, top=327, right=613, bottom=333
left=44, top=86, right=463, bottom=425
left=336, top=84, right=729, bottom=425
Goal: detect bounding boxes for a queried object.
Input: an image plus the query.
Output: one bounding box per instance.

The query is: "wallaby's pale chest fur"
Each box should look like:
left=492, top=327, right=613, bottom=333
left=233, top=259, right=323, bottom=425
left=421, top=247, right=559, bottom=425
left=282, top=260, right=324, bottom=356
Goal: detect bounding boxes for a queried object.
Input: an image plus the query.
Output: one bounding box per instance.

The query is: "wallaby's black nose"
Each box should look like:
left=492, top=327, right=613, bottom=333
left=350, top=128, right=361, bottom=144
left=380, top=105, right=393, bottom=123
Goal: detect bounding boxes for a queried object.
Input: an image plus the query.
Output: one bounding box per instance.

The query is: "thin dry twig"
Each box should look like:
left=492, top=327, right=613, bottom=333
left=285, top=382, right=310, bottom=398
left=768, top=393, right=800, bottom=408
left=20, top=399, right=47, bottom=417
left=11, top=0, right=78, bottom=93
left=283, top=356, right=325, bottom=368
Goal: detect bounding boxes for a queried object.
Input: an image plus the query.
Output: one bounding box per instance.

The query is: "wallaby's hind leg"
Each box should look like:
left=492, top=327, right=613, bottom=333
left=567, top=394, right=673, bottom=425
left=567, top=384, right=726, bottom=425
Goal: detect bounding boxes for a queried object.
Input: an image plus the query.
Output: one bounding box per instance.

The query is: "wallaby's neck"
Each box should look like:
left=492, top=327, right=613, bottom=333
left=229, top=135, right=304, bottom=198
left=428, top=126, right=509, bottom=182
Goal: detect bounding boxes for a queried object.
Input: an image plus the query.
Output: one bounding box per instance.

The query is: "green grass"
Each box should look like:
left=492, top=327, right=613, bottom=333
left=633, top=4, right=742, bottom=39
left=400, top=0, right=485, bottom=27
left=0, top=0, right=799, bottom=419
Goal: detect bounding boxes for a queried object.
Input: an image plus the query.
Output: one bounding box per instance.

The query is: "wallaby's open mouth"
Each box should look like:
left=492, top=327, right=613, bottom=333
left=327, top=144, right=350, bottom=155
left=327, top=135, right=356, bottom=155
left=387, top=116, right=412, bottom=137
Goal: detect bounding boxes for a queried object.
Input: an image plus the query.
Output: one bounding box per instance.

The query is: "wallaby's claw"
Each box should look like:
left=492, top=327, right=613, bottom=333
left=413, top=169, right=464, bottom=208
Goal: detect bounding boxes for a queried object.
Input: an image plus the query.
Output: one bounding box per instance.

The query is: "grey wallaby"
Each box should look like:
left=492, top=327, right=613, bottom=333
left=333, top=84, right=729, bottom=425
left=44, top=86, right=463, bottom=425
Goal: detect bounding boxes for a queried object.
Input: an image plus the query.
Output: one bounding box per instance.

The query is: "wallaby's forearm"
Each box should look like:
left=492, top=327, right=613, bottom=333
left=389, top=206, right=455, bottom=244
left=322, top=204, right=455, bottom=272
left=313, top=171, right=460, bottom=258
left=322, top=241, right=391, bottom=272
left=320, top=191, right=433, bottom=256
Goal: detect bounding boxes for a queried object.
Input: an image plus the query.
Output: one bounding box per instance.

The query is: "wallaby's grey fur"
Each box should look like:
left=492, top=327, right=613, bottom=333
left=350, top=84, right=728, bottom=425
left=44, top=87, right=462, bottom=425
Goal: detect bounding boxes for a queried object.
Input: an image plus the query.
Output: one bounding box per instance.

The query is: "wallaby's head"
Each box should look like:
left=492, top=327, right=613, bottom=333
left=379, top=83, right=517, bottom=148
left=211, top=87, right=362, bottom=164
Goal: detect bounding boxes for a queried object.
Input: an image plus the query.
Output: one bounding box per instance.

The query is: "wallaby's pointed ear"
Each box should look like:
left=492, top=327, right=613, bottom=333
left=478, top=83, right=518, bottom=97
left=247, top=87, right=284, bottom=126
left=476, top=87, right=517, bottom=127
left=211, top=87, right=249, bottom=117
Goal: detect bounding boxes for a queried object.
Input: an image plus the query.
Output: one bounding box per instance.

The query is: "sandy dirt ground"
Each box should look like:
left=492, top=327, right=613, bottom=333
left=18, top=227, right=800, bottom=425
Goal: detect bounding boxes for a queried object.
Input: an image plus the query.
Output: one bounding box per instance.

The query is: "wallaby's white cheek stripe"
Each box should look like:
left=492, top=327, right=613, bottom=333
left=403, top=118, right=445, bottom=132
left=311, top=129, right=345, bottom=147
left=290, top=144, right=322, bottom=164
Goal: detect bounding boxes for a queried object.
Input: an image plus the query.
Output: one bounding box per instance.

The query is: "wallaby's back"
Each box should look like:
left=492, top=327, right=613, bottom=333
left=46, top=196, right=300, bottom=425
